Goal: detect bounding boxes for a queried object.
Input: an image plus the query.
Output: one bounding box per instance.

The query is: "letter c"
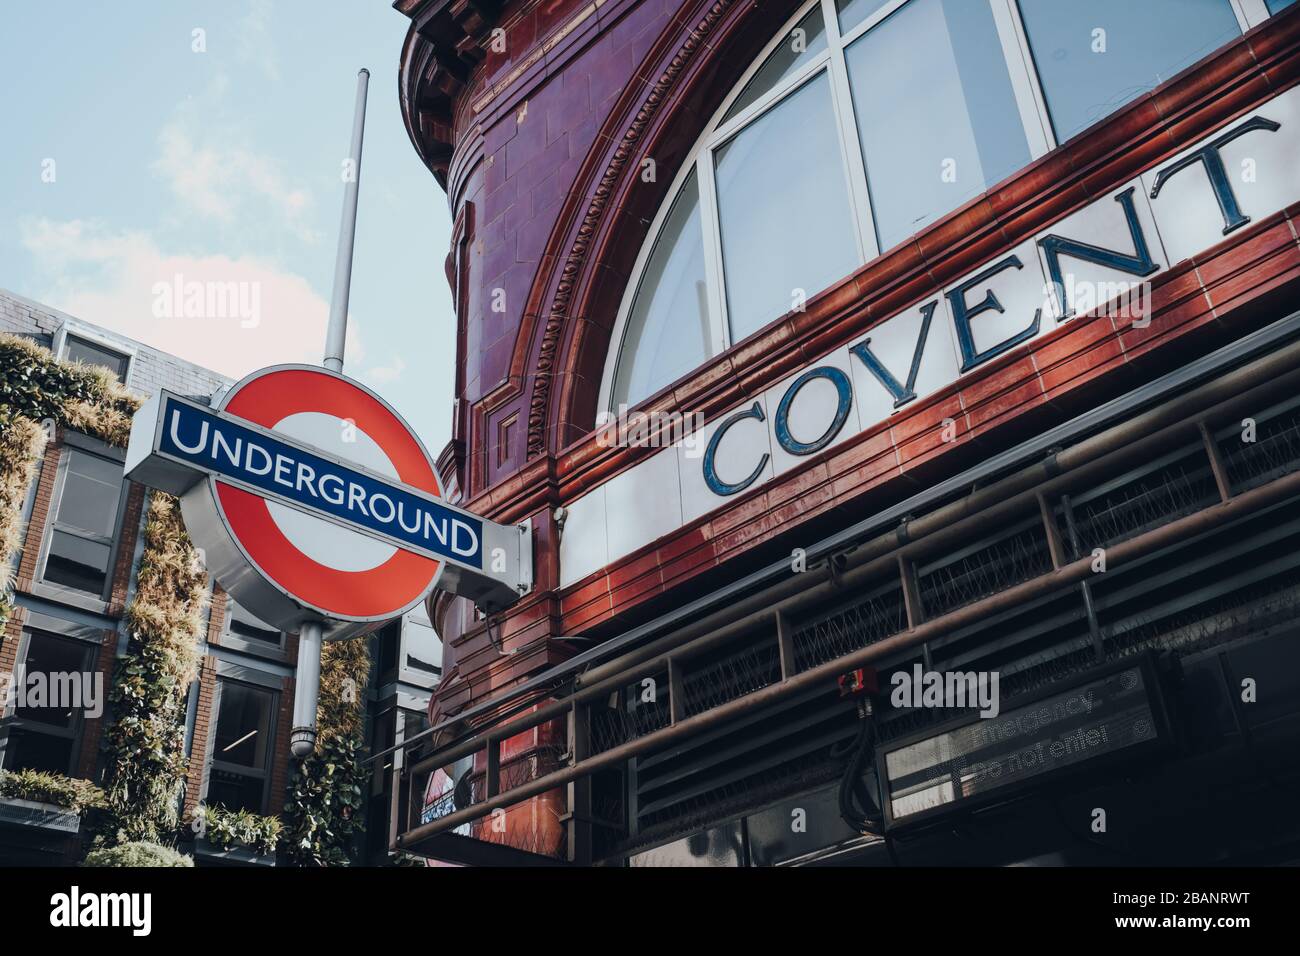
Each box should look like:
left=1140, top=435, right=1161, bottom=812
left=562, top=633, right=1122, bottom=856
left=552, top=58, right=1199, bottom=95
left=703, top=401, right=769, bottom=497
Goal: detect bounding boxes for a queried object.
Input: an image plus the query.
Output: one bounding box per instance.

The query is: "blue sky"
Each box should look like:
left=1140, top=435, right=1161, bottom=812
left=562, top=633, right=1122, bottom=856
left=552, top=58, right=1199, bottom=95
left=0, top=1, right=456, bottom=454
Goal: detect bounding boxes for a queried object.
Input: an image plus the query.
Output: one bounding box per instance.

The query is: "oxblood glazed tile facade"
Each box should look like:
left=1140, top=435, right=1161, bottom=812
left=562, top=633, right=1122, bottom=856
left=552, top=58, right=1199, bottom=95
left=398, top=0, right=1300, bottom=859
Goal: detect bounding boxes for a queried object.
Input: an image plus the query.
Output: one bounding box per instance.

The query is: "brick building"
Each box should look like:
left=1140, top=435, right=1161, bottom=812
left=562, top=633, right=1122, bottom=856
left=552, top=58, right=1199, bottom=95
left=392, top=0, right=1300, bottom=866
left=0, top=290, right=438, bottom=865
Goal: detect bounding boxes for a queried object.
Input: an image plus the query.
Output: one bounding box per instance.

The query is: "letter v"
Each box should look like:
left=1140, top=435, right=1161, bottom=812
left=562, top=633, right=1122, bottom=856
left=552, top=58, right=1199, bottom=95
left=849, top=300, right=936, bottom=408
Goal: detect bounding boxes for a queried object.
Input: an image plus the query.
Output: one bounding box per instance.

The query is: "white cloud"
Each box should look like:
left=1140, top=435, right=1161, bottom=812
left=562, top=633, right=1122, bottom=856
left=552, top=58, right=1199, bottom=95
left=153, top=122, right=317, bottom=241
left=366, top=355, right=407, bottom=385
left=21, top=218, right=362, bottom=379
left=236, top=0, right=281, bottom=81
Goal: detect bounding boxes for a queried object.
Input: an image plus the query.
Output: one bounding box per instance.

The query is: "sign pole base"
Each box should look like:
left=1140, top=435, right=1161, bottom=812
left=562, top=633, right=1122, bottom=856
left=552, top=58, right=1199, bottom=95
left=291, top=621, right=323, bottom=758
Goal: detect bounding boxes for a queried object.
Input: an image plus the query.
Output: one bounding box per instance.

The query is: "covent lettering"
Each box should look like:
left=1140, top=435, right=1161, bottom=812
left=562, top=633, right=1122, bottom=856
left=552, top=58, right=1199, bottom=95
left=701, top=113, right=1280, bottom=498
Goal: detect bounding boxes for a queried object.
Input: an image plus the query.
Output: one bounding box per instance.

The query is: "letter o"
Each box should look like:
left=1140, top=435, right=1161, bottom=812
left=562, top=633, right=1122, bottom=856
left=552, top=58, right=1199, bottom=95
left=774, top=365, right=853, bottom=456
left=370, top=493, right=396, bottom=523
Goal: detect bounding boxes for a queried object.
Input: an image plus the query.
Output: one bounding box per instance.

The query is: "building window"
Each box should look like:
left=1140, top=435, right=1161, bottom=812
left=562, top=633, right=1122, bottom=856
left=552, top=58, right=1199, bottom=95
left=206, top=679, right=276, bottom=814
left=375, top=620, right=401, bottom=684
left=223, top=597, right=284, bottom=650
left=41, top=448, right=125, bottom=598
left=0, top=631, right=95, bottom=775
left=61, top=333, right=131, bottom=384
left=602, top=0, right=1263, bottom=412
left=715, top=69, right=859, bottom=341
left=1016, top=0, right=1242, bottom=143
left=610, top=169, right=710, bottom=411
left=401, top=608, right=441, bottom=685
left=843, top=0, right=1030, bottom=253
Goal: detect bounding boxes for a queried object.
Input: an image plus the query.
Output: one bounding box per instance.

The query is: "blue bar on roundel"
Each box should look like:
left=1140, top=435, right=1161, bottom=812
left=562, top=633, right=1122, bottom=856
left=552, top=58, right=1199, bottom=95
left=157, top=397, right=483, bottom=567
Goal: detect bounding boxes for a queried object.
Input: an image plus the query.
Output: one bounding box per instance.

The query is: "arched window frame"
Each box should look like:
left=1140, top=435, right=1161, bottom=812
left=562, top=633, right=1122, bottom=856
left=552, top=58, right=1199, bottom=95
left=599, top=0, right=1268, bottom=415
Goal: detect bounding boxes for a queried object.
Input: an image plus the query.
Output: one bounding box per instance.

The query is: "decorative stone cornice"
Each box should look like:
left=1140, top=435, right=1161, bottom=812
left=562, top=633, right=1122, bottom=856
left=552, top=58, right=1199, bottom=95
left=397, top=0, right=507, bottom=187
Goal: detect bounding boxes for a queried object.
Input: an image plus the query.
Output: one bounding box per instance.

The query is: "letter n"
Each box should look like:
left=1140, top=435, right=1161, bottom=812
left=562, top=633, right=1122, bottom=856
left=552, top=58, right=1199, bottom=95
left=1038, top=187, right=1158, bottom=320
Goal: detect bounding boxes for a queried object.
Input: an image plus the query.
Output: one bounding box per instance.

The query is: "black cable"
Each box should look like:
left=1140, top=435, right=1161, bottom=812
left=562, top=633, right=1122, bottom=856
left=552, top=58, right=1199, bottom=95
left=838, top=701, right=884, bottom=835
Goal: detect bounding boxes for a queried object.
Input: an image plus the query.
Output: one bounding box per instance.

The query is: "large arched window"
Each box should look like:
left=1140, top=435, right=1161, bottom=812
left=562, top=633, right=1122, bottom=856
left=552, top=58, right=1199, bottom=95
left=603, top=0, right=1263, bottom=412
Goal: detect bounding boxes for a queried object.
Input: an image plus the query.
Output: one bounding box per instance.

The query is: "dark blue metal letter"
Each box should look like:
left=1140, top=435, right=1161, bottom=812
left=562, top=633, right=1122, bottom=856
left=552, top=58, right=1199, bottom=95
left=774, top=366, right=854, bottom=456
left=1149, top=115, right=1281, bottom=236
left=703, top=401, right=769, bottom=496
left=1038, top=186, right=1159, bottom=320
left=849, top=301, right=938, bottom=408
left=947, top=255, right=1042, bottom=372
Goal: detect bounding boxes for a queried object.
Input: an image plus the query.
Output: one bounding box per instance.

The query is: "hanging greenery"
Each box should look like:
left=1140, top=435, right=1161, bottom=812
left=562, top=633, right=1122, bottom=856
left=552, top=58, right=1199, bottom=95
left=0, top=332, right=139, bottom=444
left=0, top=416, right=43, bottom=626
left=0, top=333, right=202, bottom=846
left=98, top=493, right=206, bottom=844
left=83, top=841, right=194, bottom=867
left=0, top=768, right=107, bottom=815
left=193, top=803, right=282, bottom=856
left=281, top=637, right=372, bottom=865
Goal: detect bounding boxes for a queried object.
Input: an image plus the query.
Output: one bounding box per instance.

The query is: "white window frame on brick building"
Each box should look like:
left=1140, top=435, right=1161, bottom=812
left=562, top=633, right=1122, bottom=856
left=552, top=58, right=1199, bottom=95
left=0, top=624, right=99, bottom=778
left=221, top=594, right=289, bottom=660
left=202, top=669, right=280, bottom=816
left=35, top=434, right=129, bottom=610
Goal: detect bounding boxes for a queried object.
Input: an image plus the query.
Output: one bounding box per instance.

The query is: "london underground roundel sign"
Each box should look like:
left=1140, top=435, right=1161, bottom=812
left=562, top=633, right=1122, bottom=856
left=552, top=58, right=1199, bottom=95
left=206, top=365, right=443, bottom=629
left=125, top=365, right=531, bottom=640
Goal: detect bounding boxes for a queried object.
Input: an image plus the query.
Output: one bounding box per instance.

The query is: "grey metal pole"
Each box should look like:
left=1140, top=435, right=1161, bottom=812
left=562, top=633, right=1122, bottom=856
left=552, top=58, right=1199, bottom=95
left=323, top=68, right=370, bottom=373
left=292, top=68, right=370, bottom=757
left=291, top=621, right=324, bottom=757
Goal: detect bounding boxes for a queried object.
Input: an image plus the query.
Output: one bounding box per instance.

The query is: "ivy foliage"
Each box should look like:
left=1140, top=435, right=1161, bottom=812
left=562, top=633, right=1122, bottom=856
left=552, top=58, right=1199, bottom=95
left=0, top=769, right=107, bottom=815
left=193, top=803, right=282, bottom=856
left=99, top=495, right=206, bottom=844
left=281, top=637, right=371, bottom=865
left=0, top=415, right=44, bottom=625
left=0, top=332, right=139, bottom=445
left=83, top=840, right=194, bottom=868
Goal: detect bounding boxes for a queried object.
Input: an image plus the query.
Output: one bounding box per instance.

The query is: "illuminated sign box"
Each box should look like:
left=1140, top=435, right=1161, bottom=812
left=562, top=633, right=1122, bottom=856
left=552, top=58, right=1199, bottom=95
left=877, top=657, right=1169, bottom=829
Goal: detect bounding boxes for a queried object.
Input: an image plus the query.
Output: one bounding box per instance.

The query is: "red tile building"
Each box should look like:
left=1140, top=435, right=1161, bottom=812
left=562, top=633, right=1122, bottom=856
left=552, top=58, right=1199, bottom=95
left=395, top=0, right=1300, bottom=866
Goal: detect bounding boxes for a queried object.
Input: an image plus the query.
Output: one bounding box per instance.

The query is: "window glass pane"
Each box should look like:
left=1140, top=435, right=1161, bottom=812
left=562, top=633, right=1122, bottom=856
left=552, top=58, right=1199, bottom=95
left=64, top=335, right=129, bottom=382
left=206, top=768, right=265, bottom=814
left=55, top=451, right=123, bottom=537
left=16, top=632, right=92, bottom=729
left=846, top=0, right=1031, bottom=253
left=226, top=599, right=281, bottom=645
left=612, top=170, right=710, bottom=408
left=837, top=0, right=892, bottom=35
left=376, top=620, right=401, bottom=679
left=213, top=682, right=273, bottom=769
left=44, top=531, right=111, bottom=594
left=404, top=617, right=442, bottom=678
left=722, top=5, right=827, bottom=123
left=1267, top=0, right=1296, bottom=13
left=1018, top=0, right=1242, bottom=142
left=2, top=729, right=74, bottom=775
left=714, top=72, right=859, bottom=341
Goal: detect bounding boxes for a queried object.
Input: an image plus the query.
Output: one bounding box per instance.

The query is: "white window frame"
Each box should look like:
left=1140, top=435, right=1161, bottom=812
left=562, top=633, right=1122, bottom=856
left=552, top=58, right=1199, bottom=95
left=0, top=628, right=97, bottom=777
left=36, top=440, right=129, bottom=607
left=52, top=321, right=136, bottom=388
left=599, top=0, right=1271, bottom=415
left=220, top=593, right=289, bottom=660
left=203, top=675, right=279, bottom=816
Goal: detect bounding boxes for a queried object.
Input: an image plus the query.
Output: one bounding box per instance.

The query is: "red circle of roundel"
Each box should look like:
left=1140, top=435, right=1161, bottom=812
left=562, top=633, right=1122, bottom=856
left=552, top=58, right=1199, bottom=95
left=215, top=367, right=440, bottom=619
